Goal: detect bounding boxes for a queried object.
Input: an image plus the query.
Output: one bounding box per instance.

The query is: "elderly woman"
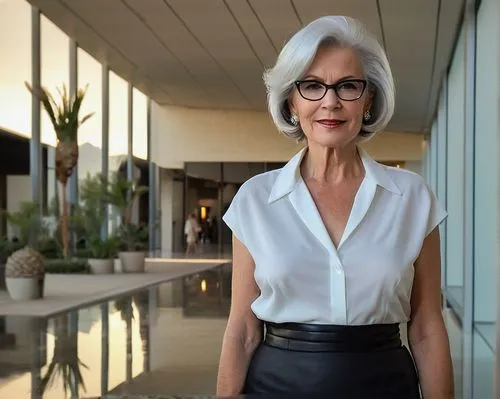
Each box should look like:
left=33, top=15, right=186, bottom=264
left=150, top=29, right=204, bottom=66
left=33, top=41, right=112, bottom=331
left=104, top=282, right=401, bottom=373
left=216, top=15, right=453, bottom=398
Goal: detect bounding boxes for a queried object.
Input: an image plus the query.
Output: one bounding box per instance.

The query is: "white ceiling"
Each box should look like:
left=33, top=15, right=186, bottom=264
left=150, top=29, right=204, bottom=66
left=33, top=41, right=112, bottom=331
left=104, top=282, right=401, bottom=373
left=28, top=0, right=463, bottom=133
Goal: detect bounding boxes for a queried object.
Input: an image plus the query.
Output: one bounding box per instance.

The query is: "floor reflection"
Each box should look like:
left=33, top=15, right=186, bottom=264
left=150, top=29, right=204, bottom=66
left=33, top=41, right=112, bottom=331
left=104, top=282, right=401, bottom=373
left=0, top=264, right=231, bottom=398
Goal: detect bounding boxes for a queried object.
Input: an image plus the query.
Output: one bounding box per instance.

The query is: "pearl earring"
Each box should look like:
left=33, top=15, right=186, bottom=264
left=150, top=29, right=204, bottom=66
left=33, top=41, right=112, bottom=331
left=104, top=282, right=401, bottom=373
left=290, top=114, right=299, bottom=126
left=363, top=110, right=371, bottom=122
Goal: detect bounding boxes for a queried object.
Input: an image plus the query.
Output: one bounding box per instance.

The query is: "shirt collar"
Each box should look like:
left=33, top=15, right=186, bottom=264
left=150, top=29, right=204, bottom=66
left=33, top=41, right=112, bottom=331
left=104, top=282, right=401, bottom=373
left=268, top=146, right=402, bottom=204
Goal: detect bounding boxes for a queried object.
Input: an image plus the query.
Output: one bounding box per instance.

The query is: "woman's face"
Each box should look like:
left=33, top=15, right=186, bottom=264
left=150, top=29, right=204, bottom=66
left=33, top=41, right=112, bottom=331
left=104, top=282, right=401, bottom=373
left=289, top=45, right=373, bottom=149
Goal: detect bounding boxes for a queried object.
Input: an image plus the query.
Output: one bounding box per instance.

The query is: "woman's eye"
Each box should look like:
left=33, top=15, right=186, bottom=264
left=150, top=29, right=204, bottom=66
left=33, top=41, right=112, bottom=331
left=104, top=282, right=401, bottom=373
left=339, top=82, right=357, bottom=90
left=338, top=82, right=361, bottom=91
left=304, top=83, right=323, bottom=90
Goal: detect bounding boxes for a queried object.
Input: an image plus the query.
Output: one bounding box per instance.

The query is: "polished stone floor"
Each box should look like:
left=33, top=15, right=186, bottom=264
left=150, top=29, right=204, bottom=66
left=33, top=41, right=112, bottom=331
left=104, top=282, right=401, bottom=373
left=0, top=265, right=231, bottom=398
left=0, top=261, right=490, bottom=398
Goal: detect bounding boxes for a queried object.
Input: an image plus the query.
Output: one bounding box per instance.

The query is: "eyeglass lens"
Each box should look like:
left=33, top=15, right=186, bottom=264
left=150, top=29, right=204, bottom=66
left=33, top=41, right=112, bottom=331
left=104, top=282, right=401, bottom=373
left=297, top=80, right=365, bottom=101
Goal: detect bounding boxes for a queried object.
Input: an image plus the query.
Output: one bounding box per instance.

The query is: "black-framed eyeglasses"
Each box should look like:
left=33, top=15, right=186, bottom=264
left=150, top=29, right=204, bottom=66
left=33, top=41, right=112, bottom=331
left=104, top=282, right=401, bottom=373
left=294, top=79, right=367, bottom=101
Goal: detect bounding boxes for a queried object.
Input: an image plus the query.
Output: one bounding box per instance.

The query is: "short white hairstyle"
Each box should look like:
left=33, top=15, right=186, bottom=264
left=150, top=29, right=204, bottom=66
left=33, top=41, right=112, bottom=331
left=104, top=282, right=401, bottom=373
left=263, top=16, right=395, bottom=142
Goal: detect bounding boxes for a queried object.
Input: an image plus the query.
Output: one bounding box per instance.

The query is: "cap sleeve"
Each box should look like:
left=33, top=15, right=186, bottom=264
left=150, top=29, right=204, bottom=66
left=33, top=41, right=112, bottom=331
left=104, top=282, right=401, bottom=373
left=424, top=184, right=447, bottom=236
left=222, top=186, right=247, bottom=245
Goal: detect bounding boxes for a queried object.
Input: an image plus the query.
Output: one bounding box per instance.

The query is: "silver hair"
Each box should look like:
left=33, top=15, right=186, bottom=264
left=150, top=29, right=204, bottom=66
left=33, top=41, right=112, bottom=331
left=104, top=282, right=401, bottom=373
left=263, top=16, right=395, bottom=142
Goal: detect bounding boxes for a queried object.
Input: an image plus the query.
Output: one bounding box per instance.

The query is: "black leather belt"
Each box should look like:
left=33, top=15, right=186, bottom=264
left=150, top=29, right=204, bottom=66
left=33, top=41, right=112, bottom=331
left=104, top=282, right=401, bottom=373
left=264, top=322, right=402, bottom=353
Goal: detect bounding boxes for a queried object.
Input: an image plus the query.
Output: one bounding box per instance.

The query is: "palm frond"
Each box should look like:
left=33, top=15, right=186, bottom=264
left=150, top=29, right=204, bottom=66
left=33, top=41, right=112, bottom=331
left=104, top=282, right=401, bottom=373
left=25, top=82, right=58, bottom=129
left=79, top=112, right=94, bottom=126
left=25, top=81, right=93, bottom=144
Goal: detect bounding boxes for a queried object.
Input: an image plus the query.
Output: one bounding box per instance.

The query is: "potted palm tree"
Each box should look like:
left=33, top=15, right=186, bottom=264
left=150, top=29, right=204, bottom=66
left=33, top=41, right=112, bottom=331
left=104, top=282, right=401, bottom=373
left=105, top=172, right=148, bottom=273
left=25, top=82, right=93, bottom=260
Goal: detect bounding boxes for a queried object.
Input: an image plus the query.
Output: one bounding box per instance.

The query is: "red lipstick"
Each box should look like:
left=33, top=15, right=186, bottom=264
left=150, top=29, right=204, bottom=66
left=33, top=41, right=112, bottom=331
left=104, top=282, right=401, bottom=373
left=317, top=119, right=345, bottom=128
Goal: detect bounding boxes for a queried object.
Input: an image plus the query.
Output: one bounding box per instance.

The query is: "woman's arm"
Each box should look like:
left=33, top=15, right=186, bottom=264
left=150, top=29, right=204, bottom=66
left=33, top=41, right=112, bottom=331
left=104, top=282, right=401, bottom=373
left=408, top=227, right=454, bottom=398
left=216, top=235, right=262, bottom=396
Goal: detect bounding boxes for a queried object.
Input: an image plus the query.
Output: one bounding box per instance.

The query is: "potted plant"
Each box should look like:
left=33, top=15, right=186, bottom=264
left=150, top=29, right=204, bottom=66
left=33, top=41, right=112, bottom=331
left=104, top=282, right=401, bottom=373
left=26, top=82, right=93, bottom=260
left=0, top=237, right=11, bottom=290
left=87, top=235, right=118, bottom=274
left=104, top=172, right=148, bottom=273
left=2, top=201, right=46, bottom=246
left=5, top=246, right=45, bottom=300
left=117, top=223, right=149, bottom=273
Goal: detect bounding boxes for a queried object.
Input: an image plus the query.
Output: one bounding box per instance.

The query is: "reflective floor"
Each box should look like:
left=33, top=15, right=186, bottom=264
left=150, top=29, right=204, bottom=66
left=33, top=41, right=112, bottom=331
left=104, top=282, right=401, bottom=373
left=0, top=264, right=494, bottom=398
left=0, top=265, right=231, bottom=399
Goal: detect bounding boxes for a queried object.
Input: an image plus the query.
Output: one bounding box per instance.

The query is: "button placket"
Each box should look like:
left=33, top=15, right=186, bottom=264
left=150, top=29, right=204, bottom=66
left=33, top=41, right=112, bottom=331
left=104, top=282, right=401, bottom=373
left=330, top=257, right=347, bottom=324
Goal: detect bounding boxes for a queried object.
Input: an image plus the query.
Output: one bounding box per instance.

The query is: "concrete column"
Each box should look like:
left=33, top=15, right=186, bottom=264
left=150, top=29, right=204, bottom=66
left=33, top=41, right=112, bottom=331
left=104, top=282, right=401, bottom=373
left=69, top=39, right=78, bottom=206
left=127, top=83, right=133, bottom=182
left=101, top=64, right=109, bottom=240
left=147, top=98, right=156, bottom=253
left=69, top=39, right=78, bottom=253
left=30, top=6, right=41, bottom=217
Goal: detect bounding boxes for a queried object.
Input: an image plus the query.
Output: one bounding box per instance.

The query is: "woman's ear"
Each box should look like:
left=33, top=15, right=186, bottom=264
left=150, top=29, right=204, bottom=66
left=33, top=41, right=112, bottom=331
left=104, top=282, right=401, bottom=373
left=287, top=98, right=296, bottom=117
left=364, top=88, right=375, bottom=113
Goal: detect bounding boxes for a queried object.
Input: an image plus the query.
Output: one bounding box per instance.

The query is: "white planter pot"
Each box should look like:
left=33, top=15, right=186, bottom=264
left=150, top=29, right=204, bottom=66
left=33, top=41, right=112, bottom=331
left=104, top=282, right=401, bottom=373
left=6, top=276, right=44, bottom=300
left=119, top=252, right=145, bottom=273
left=88, top=259, right=114, bottom=274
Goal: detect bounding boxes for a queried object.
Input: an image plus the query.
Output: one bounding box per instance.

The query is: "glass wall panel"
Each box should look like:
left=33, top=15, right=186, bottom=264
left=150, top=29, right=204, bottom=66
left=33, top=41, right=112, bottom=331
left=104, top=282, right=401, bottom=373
left=41, top=15, right=69, bottom=212
left=436, top=88, right=448, bottom=273
left=108, top=71, right=129, bottom=233
left=474, top=0, right=498, bottom=330
left=473, top=0, right=499, bottom=394
left=429, top=120, right=438, bottom=193
left=40, top=15, right=69, bottom=147
left=77, top=48, right=103, bottom=185
left=0, top=0, right=31, bottom=136
left=132, top=88, right=148, bottom=161
left=473, top=329, right=494, bottom=398
left=445, top=26, right=466, bottom=313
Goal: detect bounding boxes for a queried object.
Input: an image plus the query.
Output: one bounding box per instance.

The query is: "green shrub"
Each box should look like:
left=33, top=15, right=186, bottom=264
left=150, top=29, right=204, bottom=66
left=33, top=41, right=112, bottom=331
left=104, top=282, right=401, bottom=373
left=37, top=237, right=61, bottom=259
left=44, top=259, right=90, bottom=274
left=0, top=238, right=24, bottom=263
left=74, top=248, right=92, bottom=259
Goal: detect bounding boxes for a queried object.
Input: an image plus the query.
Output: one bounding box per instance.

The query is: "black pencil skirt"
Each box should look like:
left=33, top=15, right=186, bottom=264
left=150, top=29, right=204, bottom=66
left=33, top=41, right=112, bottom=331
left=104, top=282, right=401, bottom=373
left=243, top=322, right=420, bottom=398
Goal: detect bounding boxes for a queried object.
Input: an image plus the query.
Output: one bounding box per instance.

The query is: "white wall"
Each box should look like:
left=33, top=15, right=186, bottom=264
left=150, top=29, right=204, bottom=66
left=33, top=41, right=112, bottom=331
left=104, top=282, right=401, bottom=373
left=6, top=175, right=31, bottom=238
left=151, top=104, right=424, bottom=169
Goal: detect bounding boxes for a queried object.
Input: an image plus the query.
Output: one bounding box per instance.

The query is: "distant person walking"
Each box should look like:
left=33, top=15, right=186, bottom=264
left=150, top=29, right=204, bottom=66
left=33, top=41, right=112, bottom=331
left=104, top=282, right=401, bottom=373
left=184, top=213, right=200, bottom=255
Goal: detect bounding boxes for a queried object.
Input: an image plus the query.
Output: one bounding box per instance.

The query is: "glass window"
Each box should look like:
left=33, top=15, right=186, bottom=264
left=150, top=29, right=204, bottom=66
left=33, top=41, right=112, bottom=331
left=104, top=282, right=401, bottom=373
left=474, top=0, right=498, bottom=332
left=0, top=0, right=31, bottom=136
left=41, top=15, right=70, bottom=211
left=436, top=87, right=447, bottom=271
left=473, top=0, right=498, bottom=393
left=429, top=120, right=438, bottom=193
left=445, top=26, right=466, bottom=313
left=40, top=15, right=69, bottom=147
left=77, top=48, right=103, bottom=184
left=108, top=71, right=129, bottom=232
left=133, top=88, right=148, bottom=161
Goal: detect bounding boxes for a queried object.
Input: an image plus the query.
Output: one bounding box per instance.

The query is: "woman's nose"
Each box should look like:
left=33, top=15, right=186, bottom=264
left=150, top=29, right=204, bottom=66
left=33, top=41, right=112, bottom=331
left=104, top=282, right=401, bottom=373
left=321, top=88, right=341, bottom=108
